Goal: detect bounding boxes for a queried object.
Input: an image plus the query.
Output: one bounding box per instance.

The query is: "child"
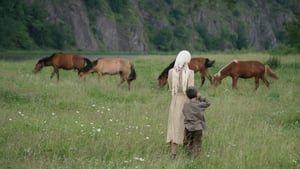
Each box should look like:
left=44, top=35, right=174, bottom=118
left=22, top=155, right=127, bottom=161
left=183, top=86, right=210, bottom=159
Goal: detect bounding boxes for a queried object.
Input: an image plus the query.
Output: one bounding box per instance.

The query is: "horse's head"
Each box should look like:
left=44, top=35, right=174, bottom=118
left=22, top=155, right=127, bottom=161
left=77, top=59, right=96, bottom=80
left=213, top=73, right=222, bottom=87
left=158, top=74, right=168, bottom=88
left=78, top=70, right=86, bottom=77
left=33, top=61, right=44, bottom=73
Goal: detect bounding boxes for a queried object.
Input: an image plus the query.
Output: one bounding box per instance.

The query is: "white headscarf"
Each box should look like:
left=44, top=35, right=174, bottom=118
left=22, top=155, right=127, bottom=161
left=171, top=50, right=191, bottom=96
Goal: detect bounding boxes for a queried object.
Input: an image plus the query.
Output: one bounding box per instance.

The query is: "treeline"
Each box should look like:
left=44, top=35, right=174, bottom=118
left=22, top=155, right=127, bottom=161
left=0, top=0, right=74, bottom=50
left=137, top=0, right=300, bottom=52
left=0, top=0, right=299, bottom=52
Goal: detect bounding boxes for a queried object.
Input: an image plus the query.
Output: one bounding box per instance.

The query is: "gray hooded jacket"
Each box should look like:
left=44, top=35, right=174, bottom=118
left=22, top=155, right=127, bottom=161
left=183, top=96, right=210, bottom=131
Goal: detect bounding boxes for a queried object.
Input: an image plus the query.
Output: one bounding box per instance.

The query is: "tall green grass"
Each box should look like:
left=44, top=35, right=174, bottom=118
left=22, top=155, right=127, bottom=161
left=0, top=53, right=299, bottom=169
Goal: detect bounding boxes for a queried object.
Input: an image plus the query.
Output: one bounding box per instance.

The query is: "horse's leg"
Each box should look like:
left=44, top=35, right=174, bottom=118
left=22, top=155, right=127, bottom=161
left=97, top=72, right=102, bottom=81
left=207, top=74, right=213, bottom=84
left=50, top=68, right=59, bottom=81
left=119, top=77, right=125, bottom=86
left=261, top=76, right=270, bottom=88
left=202, top=70, right=211, bottom=86
left=119, top=79, right=125, bottom=85
left=118, top=72, right=126, bottom=86
left=200, top=74, right=205, bottom=87
left=201, top=70, right=213, bottom=86
left=127, top=81, right=131, bottom=90
left=50, top=71, right=55, bottom=79
left=254, top=77, right=260, bottom=90
left=232, top=76, right=238, bottom=89
left=56, top=70, right=60, bottom=81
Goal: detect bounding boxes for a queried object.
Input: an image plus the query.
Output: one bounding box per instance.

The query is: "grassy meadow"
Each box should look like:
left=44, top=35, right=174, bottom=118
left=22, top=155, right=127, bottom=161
left=0, top=52, right=299, bottom=169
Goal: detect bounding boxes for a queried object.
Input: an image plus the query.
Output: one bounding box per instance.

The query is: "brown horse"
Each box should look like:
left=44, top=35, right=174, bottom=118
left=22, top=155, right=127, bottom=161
left=79, top=58, right=137, bottom=90
left=213, top=60, right=279, bottom=90
left=33, top=52, right=92, bottom=81
left=158, top=57, right=215, bottom=88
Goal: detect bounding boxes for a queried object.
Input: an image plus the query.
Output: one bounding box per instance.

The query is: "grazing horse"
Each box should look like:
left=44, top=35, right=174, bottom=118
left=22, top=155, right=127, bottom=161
left=33, top=52, right=92, bottom=81
left=213, top=60, right=279, bottom=90
left=79, top=58, right=137, bottom=90
left=158, top=57, right=215, bottom=88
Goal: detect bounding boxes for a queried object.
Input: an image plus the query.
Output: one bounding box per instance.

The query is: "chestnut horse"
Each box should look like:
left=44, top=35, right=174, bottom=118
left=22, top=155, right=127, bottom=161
left=158, top=57, right=215, bottom=88
left=79, top=58, right=137, bottom=90
left=33, top=52, right=92, bottom=81
left=213, top=60, right=279, bottom=90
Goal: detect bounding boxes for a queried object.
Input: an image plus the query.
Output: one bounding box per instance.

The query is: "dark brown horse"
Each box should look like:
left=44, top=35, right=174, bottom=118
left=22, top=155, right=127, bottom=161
left=79, top=58, right=137, bottom=90
left=33, top=52, right=92, bottom=81
left=158, top=57, right=215, bottom=88
left=213, top=60, right=279, bottom=90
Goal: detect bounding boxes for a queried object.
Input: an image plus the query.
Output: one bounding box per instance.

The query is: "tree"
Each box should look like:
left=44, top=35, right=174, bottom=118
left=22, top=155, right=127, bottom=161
left=151, top=27, right=173, bottom=51
left=285, top=12, right=300, bottom=51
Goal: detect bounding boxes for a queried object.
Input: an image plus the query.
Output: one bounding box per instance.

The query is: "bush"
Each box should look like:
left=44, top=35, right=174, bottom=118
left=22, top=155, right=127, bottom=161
left=284, top=12, right=300, bottom=51
left=265, top=56, right=281, bottom=69
left=150, top=27, right=173, bottom=51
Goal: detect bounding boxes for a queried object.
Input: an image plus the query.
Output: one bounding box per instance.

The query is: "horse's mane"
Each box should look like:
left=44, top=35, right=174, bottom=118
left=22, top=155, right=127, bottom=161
left=215, top=60, right=237, bottom=76
left=38, top=53, right=57, bottom=64
left=158, top=60, right=175, bottom=80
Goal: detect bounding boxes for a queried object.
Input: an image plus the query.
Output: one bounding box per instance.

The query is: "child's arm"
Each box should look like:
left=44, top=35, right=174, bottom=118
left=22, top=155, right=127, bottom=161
left=198, top=96, right=210, bottom=108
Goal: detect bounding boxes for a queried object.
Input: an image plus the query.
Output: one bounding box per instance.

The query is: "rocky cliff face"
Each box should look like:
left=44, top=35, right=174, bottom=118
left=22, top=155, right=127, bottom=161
left=37, top=0, right=298, bottom=51
left=94, top=13, right=145, bottom=51
left=40, top=0, right=99, bottom=50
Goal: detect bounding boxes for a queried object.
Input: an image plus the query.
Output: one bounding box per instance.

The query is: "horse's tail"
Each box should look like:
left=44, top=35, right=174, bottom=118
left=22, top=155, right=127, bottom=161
left=128, top=63, right=137, bottom=81
left=84, top=57, right=92, bottom=67
left=265, top=65, right=279, bottom=80
left=205, top=58, right=215, bottom=68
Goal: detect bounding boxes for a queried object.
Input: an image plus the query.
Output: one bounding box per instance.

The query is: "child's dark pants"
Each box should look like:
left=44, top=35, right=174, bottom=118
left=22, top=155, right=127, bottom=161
left=184, top=128, right=202, bottom=159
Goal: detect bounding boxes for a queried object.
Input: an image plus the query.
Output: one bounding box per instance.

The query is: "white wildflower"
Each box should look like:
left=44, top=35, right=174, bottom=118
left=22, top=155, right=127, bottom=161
left=134, top=157, right=145, bottom=162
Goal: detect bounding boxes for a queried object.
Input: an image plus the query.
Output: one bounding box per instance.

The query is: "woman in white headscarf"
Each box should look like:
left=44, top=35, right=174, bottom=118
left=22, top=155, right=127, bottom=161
left=166, top=50, right=195, bottom=157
